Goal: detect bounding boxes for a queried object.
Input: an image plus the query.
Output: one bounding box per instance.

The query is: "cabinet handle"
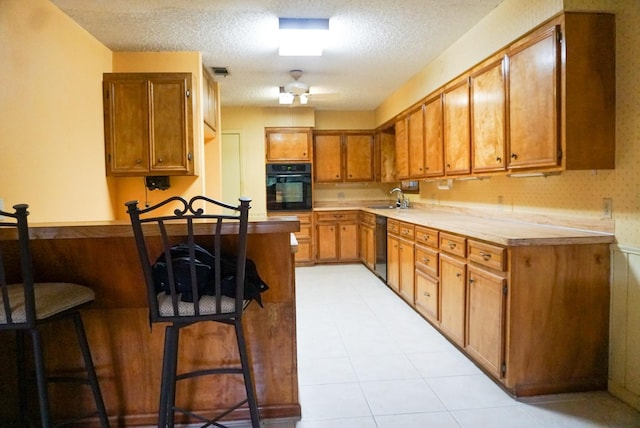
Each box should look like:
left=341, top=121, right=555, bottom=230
left=511, top=153, right=518, bottom=159
left=423, top=234, right=430, bottom=240
left=188, top=152, right=193, bottom=161
left=496, top=156, right=502, bottom=163
left=422, top=257, right=430, bottom=263
left=448, top=241, right=456, bottom=249
left=136, top=159, right=141, bottom=164
left=480, top=252, right=492, bottom=261
left=424, top=292, right=431, bottom=298
left=446, top=163, right=451, bottom=169
left=469, top=278, right=475, bottom=284
left=158, top=158, right=164, bottom=163
left=456, top=272, right=462, bottom=278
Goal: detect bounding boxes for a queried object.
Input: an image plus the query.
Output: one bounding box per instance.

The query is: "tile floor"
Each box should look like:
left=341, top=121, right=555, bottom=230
left=292, top=264, right=640, bottom=428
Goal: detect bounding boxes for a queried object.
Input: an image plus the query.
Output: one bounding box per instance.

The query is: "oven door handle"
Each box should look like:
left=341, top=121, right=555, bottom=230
left=273, top=174, right=305, bottom=179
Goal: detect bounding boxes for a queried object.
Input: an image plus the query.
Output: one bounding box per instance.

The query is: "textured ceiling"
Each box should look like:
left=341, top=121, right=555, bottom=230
left=51, top=0, right=503, bottom=110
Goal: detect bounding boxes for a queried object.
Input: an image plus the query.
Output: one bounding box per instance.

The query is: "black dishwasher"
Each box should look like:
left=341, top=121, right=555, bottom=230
left=374, top=215, right=387, bottom=281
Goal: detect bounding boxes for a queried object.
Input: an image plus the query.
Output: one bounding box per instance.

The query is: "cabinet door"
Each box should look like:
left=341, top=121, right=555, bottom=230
left=408, top=105, right=425, bottom=178
left=344, top=133, right=374, bottom=182
left=316, top=224, right=338, bottom=261
left=424, top=94, right=444, bottom=177
left=415, top=269, right=439, bottom=322
left=266, top=128, right=311, bottom=161
left=398, top=238, right=415, bottom=304
left=202, top=70, right=218, bottom=134
left=104, top=78, right=150, bottom=174
left=314, top=134, right=343, bottom=182
left=149, top=77, right=193, bottom=174
left=394, top=117, right=410, bottom=179
left=387, top=234, right=400, bottom=293
left=360, top=224, right=375, bottom=271
left=378, top=129, right=397, bottom=182
left=443, top=77, right=471, bottom=176
left=471, top=56, right=506, bottom=173
left=440, top=254, right=467, bottom=346
left=466, top=265, right=507, bottom=378
left=339, top=223, right=359, bottom=261
left=507, top=25, right=560, bottom=170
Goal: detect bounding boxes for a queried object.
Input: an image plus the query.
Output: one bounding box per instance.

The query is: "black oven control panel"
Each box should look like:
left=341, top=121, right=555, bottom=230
left=266, top=163, right=312, bottom=174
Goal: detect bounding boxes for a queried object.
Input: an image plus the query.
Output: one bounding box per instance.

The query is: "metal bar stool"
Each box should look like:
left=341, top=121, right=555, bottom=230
left=0, top=204, right=109, bottom=427
left=126, top=195, right=260, bottom=428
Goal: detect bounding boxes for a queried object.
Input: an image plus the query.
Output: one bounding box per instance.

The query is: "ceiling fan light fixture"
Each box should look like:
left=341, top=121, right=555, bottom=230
left=278, top=18, right=329, bottom=56
left=299, top=93, right=309, bottom=105
left=279, top=87, right=294, bottom=105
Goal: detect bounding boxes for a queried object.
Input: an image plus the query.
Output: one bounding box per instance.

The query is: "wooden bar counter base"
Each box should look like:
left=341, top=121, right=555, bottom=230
left=0, top=216, right=301, bottom=427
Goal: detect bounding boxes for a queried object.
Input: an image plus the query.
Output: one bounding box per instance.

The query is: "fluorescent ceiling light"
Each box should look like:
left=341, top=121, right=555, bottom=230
left=279, top=18, right=329, bottom=56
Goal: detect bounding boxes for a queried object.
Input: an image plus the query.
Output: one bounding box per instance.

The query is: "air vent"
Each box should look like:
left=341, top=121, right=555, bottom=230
left=211, top=67, right=229, bottom=77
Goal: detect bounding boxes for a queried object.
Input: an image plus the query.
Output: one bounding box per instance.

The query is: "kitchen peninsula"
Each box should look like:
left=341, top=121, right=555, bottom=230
left=0, top=215, right=301, bottom=426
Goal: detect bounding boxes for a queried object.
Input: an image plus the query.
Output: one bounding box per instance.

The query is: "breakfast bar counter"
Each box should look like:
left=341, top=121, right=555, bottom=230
left=0, top=216, right=301, bottom=426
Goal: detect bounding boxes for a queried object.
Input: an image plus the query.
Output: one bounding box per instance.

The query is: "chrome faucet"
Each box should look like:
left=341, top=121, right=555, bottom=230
left=390, top=187, right=409, bottom=208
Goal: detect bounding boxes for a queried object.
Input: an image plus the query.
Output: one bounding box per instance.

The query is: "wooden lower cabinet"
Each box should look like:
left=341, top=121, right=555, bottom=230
left=415, top=269, right=439, bottom=322
left=439, top=253, right=467, bottom=347
left=269, top=211, right=313, bottom=266
left=379, top=217, right=610, bottom=397
left=387, top=220, right=415, bottom=303
left=359, top=212, right=376, bottom=271
left=387, top=234, right=400, bottom=293
left=315, top=211, right=359, bottom=262
left=466, top=265, right=507, bottom=379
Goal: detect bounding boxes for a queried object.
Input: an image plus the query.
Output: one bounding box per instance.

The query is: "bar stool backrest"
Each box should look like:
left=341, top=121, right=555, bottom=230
left=126, top=195, right=252, bottom=324
left=0, top=204, right=37, bottom=329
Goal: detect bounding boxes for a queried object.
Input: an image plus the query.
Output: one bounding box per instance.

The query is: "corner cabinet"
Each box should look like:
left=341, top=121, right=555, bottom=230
left=103, top=73, right=194, bottom=176
left=265, top=128, right=312, bottom=162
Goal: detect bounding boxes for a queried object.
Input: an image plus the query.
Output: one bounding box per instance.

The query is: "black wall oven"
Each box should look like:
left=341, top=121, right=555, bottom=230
left=266, top=163, right=312, bottom=211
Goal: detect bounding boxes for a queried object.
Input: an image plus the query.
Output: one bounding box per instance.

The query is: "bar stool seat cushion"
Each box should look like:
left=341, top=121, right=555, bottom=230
left=0, top=282, right=95, bottom=323
left=157, top=292, right=244, bottom=317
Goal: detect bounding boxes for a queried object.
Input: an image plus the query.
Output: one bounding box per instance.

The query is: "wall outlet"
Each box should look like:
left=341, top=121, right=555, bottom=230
left=602, top=197, right=613, bottom=219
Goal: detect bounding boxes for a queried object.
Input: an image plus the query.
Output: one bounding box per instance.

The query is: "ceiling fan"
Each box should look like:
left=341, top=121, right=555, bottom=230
left=279, top=70, right=339, bottom=105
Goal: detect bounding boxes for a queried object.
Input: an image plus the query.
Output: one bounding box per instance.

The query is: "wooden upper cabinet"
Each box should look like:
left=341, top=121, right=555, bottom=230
left=265, top=127, right=312, bottom=162
left=424, top=93, right=444, bottom=177
left=394, top=116, right=410, bottom=180
left=377, top=128, right=397, bottom=182
left=443, top=76, right=471, bottom=176
left=202, top=68, right=218, bottom=136
left=408, top=105, right=426, bottom=178
left=507, top=12, right=615, bottom=171
left=507, top=25, right=559, bottom=170
left=313, top=131, right=374, bottom=183
left=471, top=55, right=507, bottom=173
left=344, top=133, right=374, bottom=182
left=314, top=133, right=342, bottom=182
left=103, top=73, right=194, bottom=176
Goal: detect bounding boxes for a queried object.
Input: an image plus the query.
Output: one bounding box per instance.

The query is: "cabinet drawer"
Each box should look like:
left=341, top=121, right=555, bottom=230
left=387, top=219, right=400, bottom=235
left=399, top=222, right=415, bottom=240
left=359, top=211, right=376, bottom=226
left=415, top=226, right=439, bottom=248
left=297, top=223, right=312, bottom=239
left=415, top=270, right=439, bottom=322
left=468, top=240, right=506, bottom=271
left=315, top=211, right=358, bottom=223
left=440, top=232, right=466, bottom=258
left=415, top=245, right=438, bottom=277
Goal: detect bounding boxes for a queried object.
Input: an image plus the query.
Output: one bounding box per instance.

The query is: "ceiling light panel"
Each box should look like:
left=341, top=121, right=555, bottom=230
left=279, top=18, right=329, bottom=56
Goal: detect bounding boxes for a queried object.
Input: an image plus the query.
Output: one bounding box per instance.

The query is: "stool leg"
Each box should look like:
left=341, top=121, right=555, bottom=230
left=234, top=320, right=260, bottom=428
left=159, top=325, right=180, bottom=428
left=16, top=330, right=29, bottom=427
left=72, top=312, right=110, bottom=428
left=30, top=328, right=51, bottom=428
